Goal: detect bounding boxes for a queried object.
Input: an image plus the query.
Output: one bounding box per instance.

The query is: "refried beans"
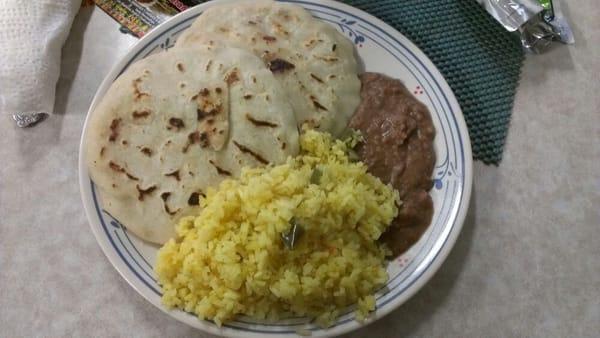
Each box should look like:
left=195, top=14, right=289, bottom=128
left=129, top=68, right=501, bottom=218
left=349, top=72, right=436, bottom=256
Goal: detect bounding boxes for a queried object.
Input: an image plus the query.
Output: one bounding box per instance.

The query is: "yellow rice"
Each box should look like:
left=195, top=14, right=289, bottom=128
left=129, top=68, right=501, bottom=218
left=155, top=130, right=399, bottom=327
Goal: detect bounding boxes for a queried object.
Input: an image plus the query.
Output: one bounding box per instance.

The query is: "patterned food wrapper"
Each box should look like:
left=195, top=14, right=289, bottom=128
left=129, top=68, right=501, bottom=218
left=93, top=0, right=186, bottom=37
left=477, top=0, right=574, bottom=53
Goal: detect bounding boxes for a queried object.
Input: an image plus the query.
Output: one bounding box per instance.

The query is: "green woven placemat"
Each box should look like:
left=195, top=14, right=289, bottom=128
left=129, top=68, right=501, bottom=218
left=342, top=0, right=524, bottom=164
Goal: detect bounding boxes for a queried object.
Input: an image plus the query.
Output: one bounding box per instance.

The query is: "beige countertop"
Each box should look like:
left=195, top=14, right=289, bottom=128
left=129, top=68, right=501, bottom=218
left=1, top=2, right=598, bottom=337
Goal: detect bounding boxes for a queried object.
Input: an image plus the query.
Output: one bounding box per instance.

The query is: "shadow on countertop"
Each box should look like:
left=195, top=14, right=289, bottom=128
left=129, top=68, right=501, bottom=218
left=54, top=6, right=94, bottom=118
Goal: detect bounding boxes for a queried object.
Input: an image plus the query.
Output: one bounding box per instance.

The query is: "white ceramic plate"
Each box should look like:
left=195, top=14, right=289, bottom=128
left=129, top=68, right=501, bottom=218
left=79, top=0, right=473, bottom=336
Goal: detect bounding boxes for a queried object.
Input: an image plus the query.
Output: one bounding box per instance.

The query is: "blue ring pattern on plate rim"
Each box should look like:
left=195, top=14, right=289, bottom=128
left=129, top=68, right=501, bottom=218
left=90, top=1, right=466, bottom=333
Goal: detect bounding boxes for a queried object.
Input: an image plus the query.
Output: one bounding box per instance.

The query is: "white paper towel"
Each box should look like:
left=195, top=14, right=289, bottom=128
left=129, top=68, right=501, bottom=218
left=0, top=0, right=80, bottom=126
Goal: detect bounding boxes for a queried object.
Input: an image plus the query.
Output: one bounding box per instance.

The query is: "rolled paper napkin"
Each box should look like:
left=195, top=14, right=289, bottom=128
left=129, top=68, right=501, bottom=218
left=0, top=0, right=80, bottom=127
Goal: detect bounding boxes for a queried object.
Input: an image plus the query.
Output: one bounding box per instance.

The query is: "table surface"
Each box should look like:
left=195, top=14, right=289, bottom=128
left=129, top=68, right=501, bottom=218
left=1, top=3, right=599, bottom=337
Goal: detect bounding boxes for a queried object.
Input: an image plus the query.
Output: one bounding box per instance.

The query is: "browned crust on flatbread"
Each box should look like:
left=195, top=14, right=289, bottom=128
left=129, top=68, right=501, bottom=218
left=168, top=118, right=185, bottom=130
left=268, top=59, right=295, bottom=73
left=136, top=185, right=156, bottom=201
left=165, top=170, right=181, bottom=181
left=109, top=118, right=121, bottom=142
left=209, top=160, right=232, bottom=176
left=233, top=141, right=269, bottom=165
left=160, top=192, right=179, bottom=215
left=140, top=147, right=152, bottom=156
left=133, top=78, right=149, bottom=100
left=245, top=114, right=278, bottom=128
left=132, top=110, right=150, bottom=119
